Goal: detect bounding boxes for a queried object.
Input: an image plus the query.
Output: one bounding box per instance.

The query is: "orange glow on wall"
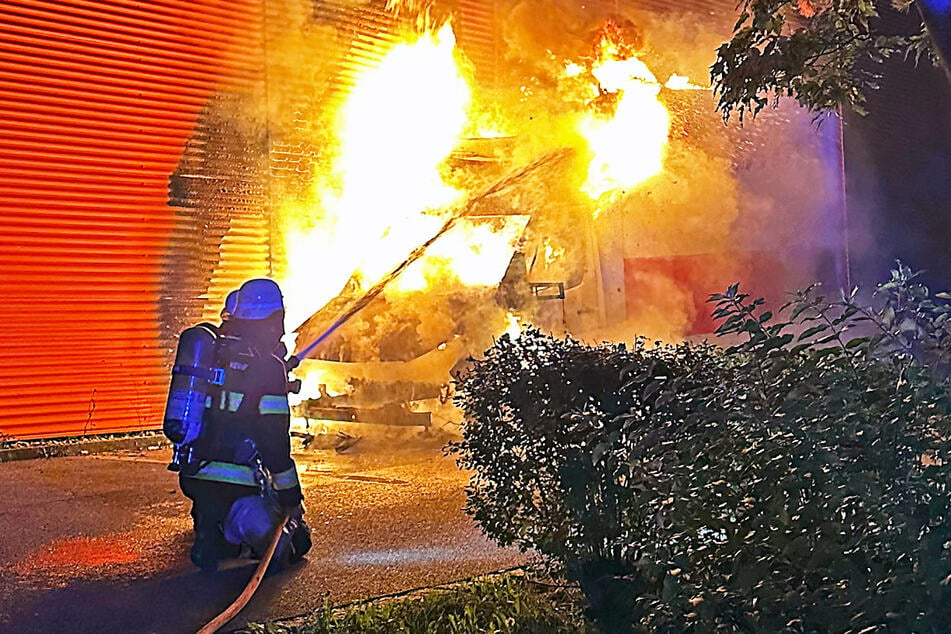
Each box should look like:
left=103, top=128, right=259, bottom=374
left=0, top=0, right=264, bottom=439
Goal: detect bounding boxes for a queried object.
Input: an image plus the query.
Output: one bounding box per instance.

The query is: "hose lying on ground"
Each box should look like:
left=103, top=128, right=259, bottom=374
left=196, top=516, right=287, bottom=634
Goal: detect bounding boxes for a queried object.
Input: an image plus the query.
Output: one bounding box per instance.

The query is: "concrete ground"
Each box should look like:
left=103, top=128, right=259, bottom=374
left=0, top=431, right=524, bottom=633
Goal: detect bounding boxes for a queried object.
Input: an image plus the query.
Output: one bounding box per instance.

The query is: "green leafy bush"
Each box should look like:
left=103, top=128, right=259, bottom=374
left=247, top=575, right=590, bottom=633
left=454, top=264, right=951, bottom=632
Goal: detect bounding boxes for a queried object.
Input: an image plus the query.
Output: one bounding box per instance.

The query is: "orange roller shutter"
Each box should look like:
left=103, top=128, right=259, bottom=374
left=0, top=0, right=265, bottom=439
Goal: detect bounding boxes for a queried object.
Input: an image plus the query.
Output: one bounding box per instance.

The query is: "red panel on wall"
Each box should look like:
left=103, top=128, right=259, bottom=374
left=623, top=253, right=787, bottom=336
left=0, top=0, right=263, bottom=439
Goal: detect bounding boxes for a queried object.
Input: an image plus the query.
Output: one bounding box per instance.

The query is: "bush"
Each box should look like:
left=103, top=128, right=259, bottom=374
left=453, top=263, right=951, bottom=632
left=450, top=330, right=729, bottom=631
left=246, top=575, right=591, bottom=633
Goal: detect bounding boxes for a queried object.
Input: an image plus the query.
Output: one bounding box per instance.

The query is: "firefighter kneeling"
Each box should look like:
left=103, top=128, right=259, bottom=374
left=165, top=278, right=312, bottom=572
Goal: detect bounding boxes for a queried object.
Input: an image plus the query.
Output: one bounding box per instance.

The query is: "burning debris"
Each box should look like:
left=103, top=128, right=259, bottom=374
left=290, top=428, right=361, bottom=453
left=167, top=0, right=847, bottom=432
left=273, top=10, right=720, bottom=427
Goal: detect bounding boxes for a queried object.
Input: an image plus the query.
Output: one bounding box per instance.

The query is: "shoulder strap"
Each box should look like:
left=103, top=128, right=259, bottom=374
left=172, top=364, right=225, bottom=384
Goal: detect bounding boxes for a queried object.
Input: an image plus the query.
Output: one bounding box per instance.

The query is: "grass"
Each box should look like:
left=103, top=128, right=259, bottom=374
left=245, top=573, right=592, bottom=633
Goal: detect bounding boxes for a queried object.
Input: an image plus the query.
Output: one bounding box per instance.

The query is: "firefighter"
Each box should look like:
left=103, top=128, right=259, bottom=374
left=179, top=278, right=311, bottom=571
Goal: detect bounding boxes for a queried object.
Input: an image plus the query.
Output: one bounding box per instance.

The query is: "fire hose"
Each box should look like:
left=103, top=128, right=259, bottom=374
left=194, top=149, right=573, bottom=633
left=195, top=515, right=287, bottom=634
left=196, top=446, right=290, bottom=634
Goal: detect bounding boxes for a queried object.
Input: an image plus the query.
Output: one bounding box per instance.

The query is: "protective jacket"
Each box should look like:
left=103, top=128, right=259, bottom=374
left=182, top=327, right=302, bottom=508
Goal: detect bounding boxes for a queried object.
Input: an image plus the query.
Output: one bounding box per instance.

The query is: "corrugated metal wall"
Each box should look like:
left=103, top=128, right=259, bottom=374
left=0, top=0, right=265, bottom=439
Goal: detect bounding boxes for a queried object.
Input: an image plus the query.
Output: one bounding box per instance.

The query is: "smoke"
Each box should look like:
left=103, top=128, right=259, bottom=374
left=201, top=0, right=846, bottom=413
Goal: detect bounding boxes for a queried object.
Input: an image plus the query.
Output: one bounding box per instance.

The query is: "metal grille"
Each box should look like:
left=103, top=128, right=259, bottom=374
left=0, top=0, right=265, bottom=439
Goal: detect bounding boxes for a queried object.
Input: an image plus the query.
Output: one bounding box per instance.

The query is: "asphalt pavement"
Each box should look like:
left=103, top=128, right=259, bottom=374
left=0, top=431, right=524, bottom=633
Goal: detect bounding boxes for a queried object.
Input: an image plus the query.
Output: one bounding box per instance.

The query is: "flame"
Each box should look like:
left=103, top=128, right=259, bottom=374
left=280, top=21, right=471, bottom=330
left=292, top=366, right=349, bottom=405
left=503, top=312, right=522, bottom=339
left=542, top=237, right=564, bottom=265
left=576, top=26, right=670, bottom=201
left=276, top=14, right=706, bottom=399
left=393, top=215, right=530, bottom=292
left=334, top=21, right=468, bottom=287
left=664, top=74, right=708, bottom=91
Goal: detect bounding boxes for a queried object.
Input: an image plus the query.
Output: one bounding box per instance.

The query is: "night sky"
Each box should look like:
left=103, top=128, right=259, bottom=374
left=843, top=10, right=951, bottom=291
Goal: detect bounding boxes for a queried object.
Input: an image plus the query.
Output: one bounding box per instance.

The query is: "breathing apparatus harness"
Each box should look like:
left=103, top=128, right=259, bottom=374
left=162, top=324, right=296, bottom=491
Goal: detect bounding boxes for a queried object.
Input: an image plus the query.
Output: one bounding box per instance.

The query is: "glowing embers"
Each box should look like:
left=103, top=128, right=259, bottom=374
left=575, top=23, right=671, bottom=201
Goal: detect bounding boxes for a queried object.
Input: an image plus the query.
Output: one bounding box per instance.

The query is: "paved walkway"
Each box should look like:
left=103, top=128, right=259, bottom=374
left=0, top=435, right=523, bottom=633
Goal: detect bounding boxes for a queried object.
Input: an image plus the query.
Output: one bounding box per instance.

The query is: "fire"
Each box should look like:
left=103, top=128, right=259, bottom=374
left=277, top=12, right=702, bottom=388
left=576, top=26, right=670, bottom=201
left=664, top=74, right=708, bottom=91
left=503, top=312, right=522, bottom=340
left=292, top=366, right=348, bottom=405
left=280, top=21, right=472, bottom=330
left=333, top=21, right=469, bottom=285
left=394, top=215, right=531, bottom=292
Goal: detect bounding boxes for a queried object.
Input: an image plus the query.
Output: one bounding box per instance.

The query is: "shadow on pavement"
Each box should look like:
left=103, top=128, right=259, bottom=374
left=2, top=560, right=307, bottom=634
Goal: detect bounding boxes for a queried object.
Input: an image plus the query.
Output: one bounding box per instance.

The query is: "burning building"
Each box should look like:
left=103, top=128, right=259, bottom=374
left=0, top=0, right=846, bottom=439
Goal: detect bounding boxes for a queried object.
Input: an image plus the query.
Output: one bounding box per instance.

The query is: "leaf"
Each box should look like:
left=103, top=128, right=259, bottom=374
left=832, top=306, right=859, bottom=325
left=792, top=342, right=813, bottom=355
left=643, top=380, right=662, bottom=402
left=662, top=572, right=681, bottom=601
left=899, top=317, right=919, bottom=333
left=798, top=325, right=828, bottom=341
left=813, top=346, right=841, bottom=359
left=790, top=303, right=814, bottom=321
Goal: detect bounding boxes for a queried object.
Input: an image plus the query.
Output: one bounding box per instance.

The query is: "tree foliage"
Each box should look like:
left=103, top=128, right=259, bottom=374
left=453, top=264, right=951, bottom=632
left=711, top=0, right=940, bottom=121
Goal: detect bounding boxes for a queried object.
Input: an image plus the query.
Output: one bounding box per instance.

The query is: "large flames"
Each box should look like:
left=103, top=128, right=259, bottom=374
left=577, top=26, right=670, bottom=201
left=280, top=22, right=472, bottom=331
left=331, top=22, right=469, bottom=289
left=280, top=21, right=538, bottom=336
left=279, top=14, right=695, bottom=409
left=281, top=18, right=686, bottom=330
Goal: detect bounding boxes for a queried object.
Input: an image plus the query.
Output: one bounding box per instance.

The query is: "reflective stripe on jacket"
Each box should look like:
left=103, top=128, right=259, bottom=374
left=272, top=465, right=300, bottom=491
left=184, top=461, right=257, bottom=487
left=183, top=460, right=300, bottom=491
left=259, top=394, right=290, bottom=415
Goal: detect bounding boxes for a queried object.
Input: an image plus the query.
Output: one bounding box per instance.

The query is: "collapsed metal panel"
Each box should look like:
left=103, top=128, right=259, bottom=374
left=0, top=0, right=266, bottom=439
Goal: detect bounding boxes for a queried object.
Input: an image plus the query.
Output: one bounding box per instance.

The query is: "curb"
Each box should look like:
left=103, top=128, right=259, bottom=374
left=237, top=567, right=526, bottom=632
left=0, top=432, right=169, bottom=463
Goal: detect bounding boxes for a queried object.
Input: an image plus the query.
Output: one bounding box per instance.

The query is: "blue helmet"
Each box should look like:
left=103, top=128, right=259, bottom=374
left=234, top=278, right=284, bottom=320
left=220, top=290, right=240, bottom=320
